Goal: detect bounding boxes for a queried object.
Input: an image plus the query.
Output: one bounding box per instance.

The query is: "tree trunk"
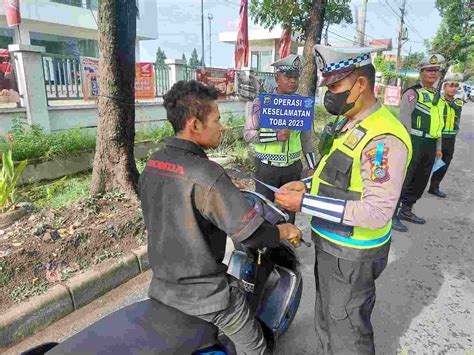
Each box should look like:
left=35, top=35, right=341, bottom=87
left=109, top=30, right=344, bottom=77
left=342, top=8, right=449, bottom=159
left=299, top=0, right=327, bottom=97
left=90, top=0, right=139, bottom=198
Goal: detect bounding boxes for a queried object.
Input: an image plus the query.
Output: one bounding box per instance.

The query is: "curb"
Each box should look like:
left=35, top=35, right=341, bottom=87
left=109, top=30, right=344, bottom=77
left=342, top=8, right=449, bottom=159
left=0, top=245, right=149, bottom=348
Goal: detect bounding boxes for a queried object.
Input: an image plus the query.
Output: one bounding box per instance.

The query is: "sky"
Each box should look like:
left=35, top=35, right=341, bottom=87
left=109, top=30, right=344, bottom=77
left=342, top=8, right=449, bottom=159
left=139, top=0, right=442, bottom=68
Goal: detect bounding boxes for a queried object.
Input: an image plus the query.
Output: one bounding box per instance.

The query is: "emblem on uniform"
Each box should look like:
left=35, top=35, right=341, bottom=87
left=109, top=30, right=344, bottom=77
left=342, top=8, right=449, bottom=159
left=343, top=127, right=367, bottom=150
left=430, top=55, right=438, bottom=65
left=293, top=57, right=301, bottom=69
left=315, top=51, right=326, bottom=73
left=365, top=144, right=390, bottom=184
left=304, top=98, right=314, bottom=108
left=422, top=92, right=431, bottom=103
left=264, top=96, right=271, bottom=104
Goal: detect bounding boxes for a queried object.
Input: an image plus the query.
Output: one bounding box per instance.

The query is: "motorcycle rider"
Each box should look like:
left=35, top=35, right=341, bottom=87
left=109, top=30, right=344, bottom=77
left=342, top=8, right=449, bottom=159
left=139, top=80, right=302, bottom=355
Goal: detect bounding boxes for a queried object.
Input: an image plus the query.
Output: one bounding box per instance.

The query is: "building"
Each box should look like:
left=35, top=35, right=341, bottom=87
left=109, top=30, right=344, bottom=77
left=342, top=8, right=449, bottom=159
left=219, top=26, right=299, bottom=72
left=0, top=0, right=158, bottom=59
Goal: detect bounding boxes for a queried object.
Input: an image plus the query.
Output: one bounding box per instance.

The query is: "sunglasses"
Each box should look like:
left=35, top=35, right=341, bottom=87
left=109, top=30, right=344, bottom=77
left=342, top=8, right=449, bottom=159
left=445, top=83, right=460, bottom=88
left=424, top=68, right=440, bottom=73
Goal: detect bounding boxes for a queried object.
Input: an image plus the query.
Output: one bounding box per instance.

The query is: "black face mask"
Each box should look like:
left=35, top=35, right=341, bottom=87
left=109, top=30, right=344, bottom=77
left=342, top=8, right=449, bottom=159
left=324, top=77, right=360, bottom=116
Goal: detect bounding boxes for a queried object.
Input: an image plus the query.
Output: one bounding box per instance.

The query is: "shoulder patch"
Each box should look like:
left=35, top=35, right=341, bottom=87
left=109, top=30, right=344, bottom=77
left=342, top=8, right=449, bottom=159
left=343, top=127, right=367, bottom=150
left=453, top=99, right=464, bottom=107
left=407, top=92, right=416, bottom=103
left=365, top=143, right=390, bottom=184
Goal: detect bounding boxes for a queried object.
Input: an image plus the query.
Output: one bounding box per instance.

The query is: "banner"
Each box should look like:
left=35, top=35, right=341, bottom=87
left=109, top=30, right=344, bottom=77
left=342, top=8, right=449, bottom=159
left=235, top=0, right=249, bottom=69
left=80, top=57, right=99, bottom=100
left=278, top=26, right=292, bottom=59
left=258, top=93, right=314, bottom=131
left=5, top=0, right=21, bottom=27
left=197, top=68, right=235, bottom=98
left=384, top=85, right=401, bottom=106
left=135, top=62, right=155, bottom=99
left=235, top=71, right=276, bottom=102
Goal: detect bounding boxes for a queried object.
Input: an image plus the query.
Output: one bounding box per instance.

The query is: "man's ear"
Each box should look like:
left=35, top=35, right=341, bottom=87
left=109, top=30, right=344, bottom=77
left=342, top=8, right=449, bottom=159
left=188, top=116, right=203, bottom=134
left=358, top=76, right=369, bottom=93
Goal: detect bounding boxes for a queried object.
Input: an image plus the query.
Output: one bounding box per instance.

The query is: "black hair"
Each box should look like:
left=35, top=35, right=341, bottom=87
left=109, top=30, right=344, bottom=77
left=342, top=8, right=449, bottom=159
left=354, top=64, right=376, bottom=91
left=163, top=80, right=219, bottom=133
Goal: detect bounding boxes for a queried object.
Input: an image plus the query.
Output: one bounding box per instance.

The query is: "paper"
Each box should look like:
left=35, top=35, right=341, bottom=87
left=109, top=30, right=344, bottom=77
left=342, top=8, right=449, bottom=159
left=252, top=178, right=280, bottom=193
left=432, top=158, right=446, bottom=173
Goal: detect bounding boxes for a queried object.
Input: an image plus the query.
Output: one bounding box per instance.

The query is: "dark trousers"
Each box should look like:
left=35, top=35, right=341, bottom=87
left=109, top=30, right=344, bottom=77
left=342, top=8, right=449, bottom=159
left=254, top=159, right=303, bottom=224
left=314, top=248, right=388, bottom=355
left=430, top=137, right=456, bottom=190
left=400, top=136, right=437, bottom=208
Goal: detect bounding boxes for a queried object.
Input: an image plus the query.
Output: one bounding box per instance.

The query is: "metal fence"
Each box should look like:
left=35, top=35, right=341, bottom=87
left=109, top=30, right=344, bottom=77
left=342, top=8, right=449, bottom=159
left=42, top=54, right=83, bottom=102
left=154, top=64, right=170, bottom=97
left=183, top=65, right=197, bottom=81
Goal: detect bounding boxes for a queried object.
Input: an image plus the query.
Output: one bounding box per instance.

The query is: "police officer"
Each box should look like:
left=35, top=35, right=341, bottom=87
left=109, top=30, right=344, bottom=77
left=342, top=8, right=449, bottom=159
left=274, top=45, right=412, bottom=354
left=392, top=54, right=446, bottom=232
left=244, top=54, right=317, bottom=223
left=428, top=72, right=465, bottom=198
left=139, top=80, right=301, bottom=355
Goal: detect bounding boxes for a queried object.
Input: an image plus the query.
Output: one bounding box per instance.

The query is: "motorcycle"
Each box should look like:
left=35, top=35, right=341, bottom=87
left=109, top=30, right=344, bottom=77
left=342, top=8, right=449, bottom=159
left=22, top=190, right=306, bottom=355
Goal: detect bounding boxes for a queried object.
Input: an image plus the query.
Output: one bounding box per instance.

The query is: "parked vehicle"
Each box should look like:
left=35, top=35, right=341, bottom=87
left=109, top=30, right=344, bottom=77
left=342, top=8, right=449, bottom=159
left=21, top=190, right=305, bottom=355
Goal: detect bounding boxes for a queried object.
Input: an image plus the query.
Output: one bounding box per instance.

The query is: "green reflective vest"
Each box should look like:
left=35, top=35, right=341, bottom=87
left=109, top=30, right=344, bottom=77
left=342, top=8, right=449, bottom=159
left=442, top=98, right=464, bottom=137
left=310, top=105, right=412, bottom=250
left=410, top=86, right=445, bottom=138
left=255, top=128, right=302, bottom=164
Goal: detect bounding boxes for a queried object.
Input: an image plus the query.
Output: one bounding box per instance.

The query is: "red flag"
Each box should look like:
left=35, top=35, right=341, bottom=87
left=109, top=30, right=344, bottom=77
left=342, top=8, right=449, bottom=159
left=5, top=0, right=21, bottom=27
left=278, top=26, right=292, bottom=59
left=235, top=0, right=249, bottom=70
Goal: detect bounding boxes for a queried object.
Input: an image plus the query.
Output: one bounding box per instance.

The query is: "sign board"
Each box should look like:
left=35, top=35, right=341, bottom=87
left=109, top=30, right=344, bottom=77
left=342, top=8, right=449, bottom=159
left=197, top=68, right=235, bottom=98
left=80, top=57, right=99, bottom=100
left=258, top=93, right=314, bottom=131
left=135, top=62, right=155, bottom=99
left=384, top=85, right=401, bottom=106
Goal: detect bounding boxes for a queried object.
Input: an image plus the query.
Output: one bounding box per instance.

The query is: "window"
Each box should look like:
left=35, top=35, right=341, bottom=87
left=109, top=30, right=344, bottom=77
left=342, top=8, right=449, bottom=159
left=51, top=0, right=98, bottom=11
left=251, top=51, right=273, bottom=72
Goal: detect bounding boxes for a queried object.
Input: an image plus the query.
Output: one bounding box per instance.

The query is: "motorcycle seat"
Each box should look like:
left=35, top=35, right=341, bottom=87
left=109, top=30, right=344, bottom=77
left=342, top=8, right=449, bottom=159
left=45, top=298, right=219, bottom=355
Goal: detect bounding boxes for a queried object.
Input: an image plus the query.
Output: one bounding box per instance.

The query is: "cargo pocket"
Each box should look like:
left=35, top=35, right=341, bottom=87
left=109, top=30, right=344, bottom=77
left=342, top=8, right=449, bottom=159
left=319, top=149, right=353, bottom=191
left=346, top=293, right=376, bottom=336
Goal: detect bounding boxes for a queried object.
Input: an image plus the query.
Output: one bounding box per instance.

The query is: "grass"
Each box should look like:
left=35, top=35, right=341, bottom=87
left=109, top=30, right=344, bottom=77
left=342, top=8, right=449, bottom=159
left=19, top=173, right=92, bottom=210
left=0, top=118, right=175, bottom=163
left=10, top=279, right=49, bottom=303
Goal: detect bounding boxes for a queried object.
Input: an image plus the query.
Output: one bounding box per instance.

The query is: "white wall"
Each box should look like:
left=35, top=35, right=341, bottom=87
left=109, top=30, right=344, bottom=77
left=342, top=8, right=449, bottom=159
left=0, top=100, right=247, bottom=135
left=0, top=0, right=157, bottom=41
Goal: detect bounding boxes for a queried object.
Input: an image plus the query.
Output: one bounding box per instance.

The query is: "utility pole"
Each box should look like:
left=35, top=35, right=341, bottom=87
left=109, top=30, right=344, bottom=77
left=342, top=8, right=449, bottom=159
left=395, top=0, right=407, bottom=82
left=208, top=13, right=213, bottom=67
left=356, top=0, right=368, bottom=46
left=201, top=0, right=205, bottom=67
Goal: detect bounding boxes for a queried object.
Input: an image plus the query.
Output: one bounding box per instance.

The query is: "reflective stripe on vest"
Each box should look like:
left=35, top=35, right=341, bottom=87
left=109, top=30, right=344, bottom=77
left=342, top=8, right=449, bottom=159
left=410, top=88, right=445, bottom=138
left=255, top=128, right=302, bottom=164
left=309, top=105, right=413, bottom=250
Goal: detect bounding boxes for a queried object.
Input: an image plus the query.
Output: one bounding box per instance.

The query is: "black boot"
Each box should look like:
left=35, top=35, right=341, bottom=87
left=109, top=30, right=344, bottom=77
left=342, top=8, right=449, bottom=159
left=428, top=187, right=447, bottom=198
left=392, top=214, right=408, bottom=232
left=399, top=205, right=426, bottom=224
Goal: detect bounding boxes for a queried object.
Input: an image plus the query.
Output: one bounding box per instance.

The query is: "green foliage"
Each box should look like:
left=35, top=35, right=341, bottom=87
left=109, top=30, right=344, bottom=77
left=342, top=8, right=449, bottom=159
left=0, top=150, right=27, bottom=212
left=373, top=56, right=396, bottom=84
left=21, top=173, right=92, bottom=210
left=189, top=48, right=201, bottom=69
left=402, top=52, right=425, bottom=70
left=0, top=118, right=97, bottom=162
left=182, top=53, right=187, bottom=62
left=11, top=279, right=49, bottom=303
left=135, top=122, right=174, bottom=143
left=155, top=47, right=167, bottom=67
left=430, top=0, right=473, bottom=72
left=249, top=0, right=352, bottom=40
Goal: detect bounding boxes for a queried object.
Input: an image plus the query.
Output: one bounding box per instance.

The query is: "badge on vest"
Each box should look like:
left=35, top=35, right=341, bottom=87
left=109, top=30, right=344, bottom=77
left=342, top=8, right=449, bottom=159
left=422, top=93, right=432, bottom=103
left=365, top=143, right=390, bottom=184
left=343, top=127, right=367, bottom=150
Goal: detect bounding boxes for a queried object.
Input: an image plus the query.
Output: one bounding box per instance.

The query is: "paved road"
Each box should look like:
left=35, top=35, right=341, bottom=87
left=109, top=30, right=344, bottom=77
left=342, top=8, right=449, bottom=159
left=6, top=104, right=474, bottom=354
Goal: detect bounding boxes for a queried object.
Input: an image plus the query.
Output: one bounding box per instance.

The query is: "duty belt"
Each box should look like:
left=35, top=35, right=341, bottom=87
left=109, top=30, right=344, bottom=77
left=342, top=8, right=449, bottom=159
left=260, top=160, right=295, bottom=167
left=410, top=128, right=433, bottom=139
